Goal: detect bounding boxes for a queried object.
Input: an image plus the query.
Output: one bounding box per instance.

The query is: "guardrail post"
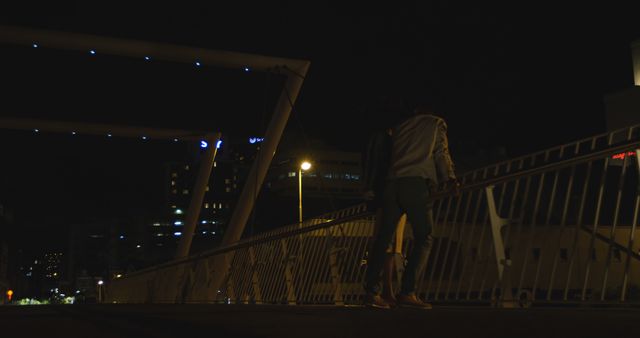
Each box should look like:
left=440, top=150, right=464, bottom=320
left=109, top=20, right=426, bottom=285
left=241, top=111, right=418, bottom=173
left=247, top=247, right=263, bottom=304
left=326, top=228, right=345, bottom=306
left=485, top=185, right=516, bottom=307
left=636, top=149, right=640, bottom=176
left=280, top=239, right=297, bottom=305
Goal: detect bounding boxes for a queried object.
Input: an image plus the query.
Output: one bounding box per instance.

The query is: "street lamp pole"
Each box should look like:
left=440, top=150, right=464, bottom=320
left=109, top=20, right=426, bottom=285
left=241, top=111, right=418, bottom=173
left=298, top=168, right=303, bottom=224
left=298, top=161, right=312, bottom=224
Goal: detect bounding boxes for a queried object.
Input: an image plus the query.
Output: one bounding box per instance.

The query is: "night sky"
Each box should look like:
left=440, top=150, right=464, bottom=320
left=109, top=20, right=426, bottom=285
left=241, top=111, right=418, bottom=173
left=2, top=3, right=640, bottom=251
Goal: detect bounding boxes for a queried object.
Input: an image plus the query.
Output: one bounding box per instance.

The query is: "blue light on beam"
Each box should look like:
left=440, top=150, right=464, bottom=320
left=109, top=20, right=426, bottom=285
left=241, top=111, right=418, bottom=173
left=200, top=140, right=208, bottom=148
left=216, top=140, right=222, bottom=149
left=174, top=232, right=182, bottom=236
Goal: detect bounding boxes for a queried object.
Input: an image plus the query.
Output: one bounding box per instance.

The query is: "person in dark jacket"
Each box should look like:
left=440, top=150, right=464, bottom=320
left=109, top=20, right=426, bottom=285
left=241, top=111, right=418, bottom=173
left=364, top=101, right=459, bottom=309
left=362, top=124, right=407, bottom=306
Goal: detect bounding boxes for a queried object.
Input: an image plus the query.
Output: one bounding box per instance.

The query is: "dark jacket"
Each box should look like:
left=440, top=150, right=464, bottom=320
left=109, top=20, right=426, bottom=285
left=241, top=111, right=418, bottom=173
left=362, top=130, right=392, bottom=195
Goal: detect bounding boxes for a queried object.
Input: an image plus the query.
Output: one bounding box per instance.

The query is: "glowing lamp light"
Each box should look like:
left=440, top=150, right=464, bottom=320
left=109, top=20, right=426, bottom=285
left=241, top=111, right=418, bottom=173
left=174, top=138, right=179, bottom=142
left=97, top=280, right=104, bottom=286
left=71, top=131, right=77, bottom=135
left=195, top=61, right=202, bottom=67
left=142, top=136, right=147, bottom=140
left=174, top=221, right=183, bottom=226
left=89, top=50, right=96, bottom=55
left=32, top=43, right=38, bottom=48
left=174, top=231, right=182, bottom=236
left=216, top=140, right=223, bottom=149
left=144, top=56, right=151, bottom=61
left=200, top=140, right=208, bottom=148
left=244, top=67, right=251, bottom=72
left=34, top=129, right=39, bottom=133
left=301, top=161, right=312, bottom=171
left=175, top=209, right=183, bottom=215
left=6, top=290, right=13, bottom=301
left=107, top=134, right=112, bottom=137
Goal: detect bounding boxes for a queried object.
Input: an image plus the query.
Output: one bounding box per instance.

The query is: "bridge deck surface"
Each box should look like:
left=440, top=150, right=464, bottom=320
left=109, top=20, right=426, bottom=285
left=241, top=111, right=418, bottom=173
left=1, top=304, right=638, bottom=338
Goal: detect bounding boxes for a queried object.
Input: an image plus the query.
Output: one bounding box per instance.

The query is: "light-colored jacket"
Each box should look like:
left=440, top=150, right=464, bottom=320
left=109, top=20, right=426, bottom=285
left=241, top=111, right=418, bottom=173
left=388, top=114, right=456, bottom=184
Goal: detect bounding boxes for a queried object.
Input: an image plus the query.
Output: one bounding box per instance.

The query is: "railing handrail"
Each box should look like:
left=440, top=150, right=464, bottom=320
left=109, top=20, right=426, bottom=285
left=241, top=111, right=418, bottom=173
left=116, top=137, right=640, bottom=281
left=460, top=124, right=639, bottom=182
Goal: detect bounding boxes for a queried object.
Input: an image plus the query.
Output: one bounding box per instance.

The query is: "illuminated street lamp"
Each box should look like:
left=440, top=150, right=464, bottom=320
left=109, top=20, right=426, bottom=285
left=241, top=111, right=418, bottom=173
left=97, top=280, right=104, bottom=303
left=299, top=160, right=312, bottom=224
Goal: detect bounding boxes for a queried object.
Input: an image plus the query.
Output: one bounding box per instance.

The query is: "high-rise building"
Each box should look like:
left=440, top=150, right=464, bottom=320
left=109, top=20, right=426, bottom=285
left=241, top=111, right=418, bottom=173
left=0, top=203, right=9, bottom=303
left=605, top=39, right=640, bottom=133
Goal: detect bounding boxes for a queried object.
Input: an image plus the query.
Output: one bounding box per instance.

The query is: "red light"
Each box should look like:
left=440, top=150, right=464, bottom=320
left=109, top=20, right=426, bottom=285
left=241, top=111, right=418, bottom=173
left=6, top=290, right=13, bottom=301
left=612, top=151, right=637, bottom=160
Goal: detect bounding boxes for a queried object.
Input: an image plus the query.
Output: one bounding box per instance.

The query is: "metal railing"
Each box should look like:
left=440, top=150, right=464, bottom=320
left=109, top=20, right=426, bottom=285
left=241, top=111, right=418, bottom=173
left=107, top=124, right=640, bottom=307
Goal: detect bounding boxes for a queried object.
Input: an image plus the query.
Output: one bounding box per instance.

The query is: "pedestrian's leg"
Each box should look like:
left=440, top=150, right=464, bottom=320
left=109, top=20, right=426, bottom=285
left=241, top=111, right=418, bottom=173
left=397, top=179, right=433, bottom=296
left=382, top=254, right=395, bottom=301
left=364, top=182, right=403, bottom=295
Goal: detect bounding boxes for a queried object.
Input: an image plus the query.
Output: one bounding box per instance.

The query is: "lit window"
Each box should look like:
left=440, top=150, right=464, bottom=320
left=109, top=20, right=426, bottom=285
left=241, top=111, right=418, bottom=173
left=182, top=189, right=189, bottom=195
left=204, top=203, right=209, bottom=209
left=225, top=179, right=231, bottom=184
left=185, top=165, right=190, bottom=170
left=172, top=189, right=177, bottom=194
left=214, top=162, right=217, bottom=167
left=205, top=186, right=210, bottom=191
left=218, top=203, right=223, bottom=209
left=171, top=181, right=176, bottom=186
left=233, top=184, right=237, bottom=189
left=225, top=187, right=231, bottom=192
left=288, top=172, right=296, bottom=177
left=171, top=173, right=178, bottom=178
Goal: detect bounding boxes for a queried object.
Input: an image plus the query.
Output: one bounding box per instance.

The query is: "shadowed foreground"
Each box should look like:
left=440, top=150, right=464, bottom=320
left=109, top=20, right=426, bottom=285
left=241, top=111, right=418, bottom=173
left=2, top=304, right=640, bottom=338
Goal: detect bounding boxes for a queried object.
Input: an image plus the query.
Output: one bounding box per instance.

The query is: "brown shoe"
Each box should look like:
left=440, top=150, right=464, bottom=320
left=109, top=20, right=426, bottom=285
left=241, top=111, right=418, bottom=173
left=381, top=293, right=397, bottom=308
left=364, top=293, right=391, bottom=309
left=397, top=293, right=432, bottom=309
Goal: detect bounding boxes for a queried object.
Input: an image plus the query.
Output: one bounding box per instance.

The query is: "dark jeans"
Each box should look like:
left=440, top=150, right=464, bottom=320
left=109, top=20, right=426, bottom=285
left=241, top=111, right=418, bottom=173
left=365, top=177, right=435, bottom=295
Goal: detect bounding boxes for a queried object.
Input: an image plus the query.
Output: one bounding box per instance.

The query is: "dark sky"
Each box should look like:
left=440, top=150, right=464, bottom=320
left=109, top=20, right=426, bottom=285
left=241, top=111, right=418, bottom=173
left=2, top=2, right=640, bottom=251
